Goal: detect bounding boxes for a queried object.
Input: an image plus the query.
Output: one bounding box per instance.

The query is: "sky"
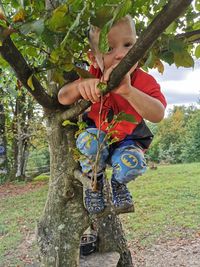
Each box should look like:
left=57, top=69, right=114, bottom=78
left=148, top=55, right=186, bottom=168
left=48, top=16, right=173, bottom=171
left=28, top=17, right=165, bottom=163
left=149, top=60, right=200, bottom=115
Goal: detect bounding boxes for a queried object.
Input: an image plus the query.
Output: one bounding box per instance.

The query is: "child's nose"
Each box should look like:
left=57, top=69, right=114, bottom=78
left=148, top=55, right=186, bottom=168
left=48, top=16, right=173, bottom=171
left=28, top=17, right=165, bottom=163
left=115, top=48, right=126, bottom=60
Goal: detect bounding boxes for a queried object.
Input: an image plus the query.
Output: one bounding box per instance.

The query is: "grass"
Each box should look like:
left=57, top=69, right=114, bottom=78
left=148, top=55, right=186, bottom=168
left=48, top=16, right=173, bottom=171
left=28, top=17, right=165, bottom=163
left=0, top=184, right=48, bottom=266
left=123, top=162, right=200, bottom=245
left=0, top=163, right=200, bottom=264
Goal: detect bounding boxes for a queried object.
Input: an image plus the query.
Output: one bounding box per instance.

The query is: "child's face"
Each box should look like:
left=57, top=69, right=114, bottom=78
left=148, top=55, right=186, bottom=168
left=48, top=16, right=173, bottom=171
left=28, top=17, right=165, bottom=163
left=91, top=20, right=136, bottom=74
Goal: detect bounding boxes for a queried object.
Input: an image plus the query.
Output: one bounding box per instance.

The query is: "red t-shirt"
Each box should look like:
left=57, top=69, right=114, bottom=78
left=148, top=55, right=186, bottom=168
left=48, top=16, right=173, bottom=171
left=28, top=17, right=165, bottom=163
left=87, top=66, right=167, bottom=140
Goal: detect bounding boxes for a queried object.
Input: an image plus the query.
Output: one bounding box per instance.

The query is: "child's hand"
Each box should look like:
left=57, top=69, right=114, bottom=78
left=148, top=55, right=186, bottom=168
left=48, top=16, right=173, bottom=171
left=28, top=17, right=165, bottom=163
left=77, top=78, right=101, bottom=103
left=102, top=62, right=138, bottom=96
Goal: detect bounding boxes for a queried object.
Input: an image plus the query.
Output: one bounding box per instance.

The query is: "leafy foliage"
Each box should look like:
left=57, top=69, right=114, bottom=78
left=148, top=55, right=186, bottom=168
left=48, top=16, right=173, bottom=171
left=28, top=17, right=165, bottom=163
left=1, top=0, right=199, bottom=89
left=147, top=105, right=200, bottom=164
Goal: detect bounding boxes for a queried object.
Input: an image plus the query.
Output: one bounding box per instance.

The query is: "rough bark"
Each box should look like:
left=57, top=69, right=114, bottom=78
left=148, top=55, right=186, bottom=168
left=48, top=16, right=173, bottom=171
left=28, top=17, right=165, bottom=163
left=36, top=113, right=90, bottom=266
left=97, top=214, right=133, bottom=267
left=0, top=102, right=8, bottom=181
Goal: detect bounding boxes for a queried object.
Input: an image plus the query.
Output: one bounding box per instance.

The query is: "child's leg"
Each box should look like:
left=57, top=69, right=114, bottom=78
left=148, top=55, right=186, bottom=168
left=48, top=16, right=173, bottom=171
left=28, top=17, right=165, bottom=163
left=111, top=143, right=146, bottom=184
left=110, top=142, right=146, bottom=209
left=76, top=128, right=109, bottom=176
left=76, top=128, right=109, bottom=214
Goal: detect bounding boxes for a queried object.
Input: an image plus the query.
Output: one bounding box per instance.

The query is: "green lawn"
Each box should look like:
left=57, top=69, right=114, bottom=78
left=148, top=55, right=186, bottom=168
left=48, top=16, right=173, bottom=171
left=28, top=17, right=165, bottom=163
left=124, top=162, right=200, bottom=245
left=0, top=163, right=200, bottom=265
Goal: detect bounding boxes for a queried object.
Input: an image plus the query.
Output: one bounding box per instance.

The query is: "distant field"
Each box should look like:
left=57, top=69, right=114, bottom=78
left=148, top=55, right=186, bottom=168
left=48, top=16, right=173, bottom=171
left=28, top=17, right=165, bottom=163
left=0, top=163, right=200, bottom=265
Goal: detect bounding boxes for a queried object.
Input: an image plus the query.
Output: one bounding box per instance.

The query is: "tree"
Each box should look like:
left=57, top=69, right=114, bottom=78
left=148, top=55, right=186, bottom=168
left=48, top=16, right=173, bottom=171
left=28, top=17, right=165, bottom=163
left=148, top=105, right=198, bottom=164
left=0, top=72, right=39, bottom=181
left=181, top=109, right=200, bottom=162
left=0, top=0, right=198, bottom=266
left=0, top=89, right=8, bottom=182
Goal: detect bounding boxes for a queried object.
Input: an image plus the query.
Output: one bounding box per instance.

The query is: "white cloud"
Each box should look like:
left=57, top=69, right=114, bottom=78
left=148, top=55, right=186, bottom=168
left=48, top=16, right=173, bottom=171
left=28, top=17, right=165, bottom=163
left=149, top=61, right=200, bottom=108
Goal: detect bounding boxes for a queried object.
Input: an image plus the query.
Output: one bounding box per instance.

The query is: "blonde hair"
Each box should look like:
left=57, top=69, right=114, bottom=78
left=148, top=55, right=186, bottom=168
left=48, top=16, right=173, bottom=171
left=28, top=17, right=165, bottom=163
left=88, top=15, right=136, bottom=52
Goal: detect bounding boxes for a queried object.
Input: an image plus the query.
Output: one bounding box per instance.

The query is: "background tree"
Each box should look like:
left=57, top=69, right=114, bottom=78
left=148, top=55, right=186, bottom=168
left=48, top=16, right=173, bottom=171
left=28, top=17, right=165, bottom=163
left=147, top=105, right=199, bottom=164
left=181, top=108, right=200, bottom=162
left=0, top=0, right=199, bottom=266
left=0, top=88, right=8, bottom=182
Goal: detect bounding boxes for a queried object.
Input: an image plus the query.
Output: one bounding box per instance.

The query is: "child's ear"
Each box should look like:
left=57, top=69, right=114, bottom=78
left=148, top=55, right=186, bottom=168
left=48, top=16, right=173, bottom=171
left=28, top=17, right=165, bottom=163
left=87, top=50, right=98, bottom=69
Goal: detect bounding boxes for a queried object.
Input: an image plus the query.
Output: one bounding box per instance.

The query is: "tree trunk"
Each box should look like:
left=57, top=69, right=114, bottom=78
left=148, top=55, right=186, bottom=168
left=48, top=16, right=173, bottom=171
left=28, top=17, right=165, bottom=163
left=0, top=102, right=8, bottom=182
left=12, top=91, right=33, bottom=180
left=36, top=112, right=133, bottom=266
left=97, top=214, right=133, bottom=267
left=36, top=114, right=89, bottom=266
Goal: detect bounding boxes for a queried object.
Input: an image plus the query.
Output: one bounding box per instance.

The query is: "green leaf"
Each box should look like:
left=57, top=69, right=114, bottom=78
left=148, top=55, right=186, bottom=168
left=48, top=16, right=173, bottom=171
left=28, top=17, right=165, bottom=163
left=27, top=74, right=35, bottom=91
left=107, top=108, right=114, bottom=123
left=160, top=51, right=174, bottom=65
left=145, top=51, right=156, bottom=68
left=77, top=121, right=87, bottom=130
left=169, top=39, right=185, bottom=53
left=165, top=21, right=177, bottom=34
left=97, top=82, right=107, bottom=93
left=115, top=112, right=137, bottom=124
left=62, top=120, right=77, bottom=127
left=47, top=4, right=69, bottom=33
left=99, top=20, right=113, bottom=53
left=90, top=7, right=113, bottom=28
left=195, top=0, right=200, bottom=11
left=174, top=51, right=194, bottom=68
left=195, top=45, right=200, bottom=59
left=113, top=0, right=132, bottom=22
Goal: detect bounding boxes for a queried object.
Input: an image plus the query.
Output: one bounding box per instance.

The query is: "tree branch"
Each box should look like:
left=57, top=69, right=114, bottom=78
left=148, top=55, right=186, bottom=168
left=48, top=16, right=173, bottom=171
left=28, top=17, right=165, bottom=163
left=107, top=0, right=193, bottom=93
left=60, top=0, right=193, bottom=121
left=0, top=36, right=62, bottom=110
left=177, top=29, right=200, bottom=43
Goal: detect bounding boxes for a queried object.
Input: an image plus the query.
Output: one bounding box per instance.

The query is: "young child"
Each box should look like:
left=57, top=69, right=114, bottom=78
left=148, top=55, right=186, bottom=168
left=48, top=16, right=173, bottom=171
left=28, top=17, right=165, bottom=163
left=58, top=15, right=167, bottom=214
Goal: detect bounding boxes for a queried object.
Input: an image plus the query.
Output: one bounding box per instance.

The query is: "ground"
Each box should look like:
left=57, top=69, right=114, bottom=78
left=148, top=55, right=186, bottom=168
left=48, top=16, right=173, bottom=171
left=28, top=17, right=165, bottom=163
left=1, top=180, right=200, bottom=267
left=131, top=236, right=200, bottom=267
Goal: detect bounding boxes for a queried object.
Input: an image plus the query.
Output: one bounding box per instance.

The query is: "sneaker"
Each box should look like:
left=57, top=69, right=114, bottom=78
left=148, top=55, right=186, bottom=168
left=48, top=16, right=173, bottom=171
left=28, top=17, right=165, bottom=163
left=111, top=179, right=134, bottom=211
left=84, top=178, right=105, bottom=214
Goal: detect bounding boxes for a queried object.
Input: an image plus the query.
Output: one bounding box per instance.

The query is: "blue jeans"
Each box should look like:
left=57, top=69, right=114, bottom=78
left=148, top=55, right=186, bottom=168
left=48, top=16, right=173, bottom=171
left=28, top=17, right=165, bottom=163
left=76, top=128, right=147, bottom=184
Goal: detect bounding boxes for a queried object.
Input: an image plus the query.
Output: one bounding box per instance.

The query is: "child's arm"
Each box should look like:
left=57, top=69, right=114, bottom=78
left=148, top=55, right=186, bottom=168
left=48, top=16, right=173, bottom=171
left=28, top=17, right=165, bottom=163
left=58, top=78, right=101, bottom=105
left=103, top=65, right=165, bottom=123
left=121, top=87, right=165, bottom=123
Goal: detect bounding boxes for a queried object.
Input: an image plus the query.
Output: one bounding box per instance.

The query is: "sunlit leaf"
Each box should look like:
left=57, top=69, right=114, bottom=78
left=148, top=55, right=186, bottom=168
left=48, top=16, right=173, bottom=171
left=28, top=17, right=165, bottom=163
left=97, top=82, right=107, bottom=93
left=27, top=74, right=35, bottom=90
left=165, top=21, right=177, bottom=34
left=153, top=59, right=164, bottom=74
left=12, top=9, right=26, bottom=23
left=47, top=4, right=69, bottom=33
left=195, top=0, right=200, bottom=11
left=174, top=51, right=194, bottom=68
left=195, top=45, right=200, bottom=58
left=77, top=121, right=87, bottom=130
left=62, top=120, right=77, bottom=127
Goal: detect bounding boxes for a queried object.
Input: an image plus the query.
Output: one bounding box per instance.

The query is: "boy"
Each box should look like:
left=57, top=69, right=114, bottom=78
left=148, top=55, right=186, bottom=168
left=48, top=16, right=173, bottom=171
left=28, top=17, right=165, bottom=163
left=58, top=15, right=167, bottom=214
